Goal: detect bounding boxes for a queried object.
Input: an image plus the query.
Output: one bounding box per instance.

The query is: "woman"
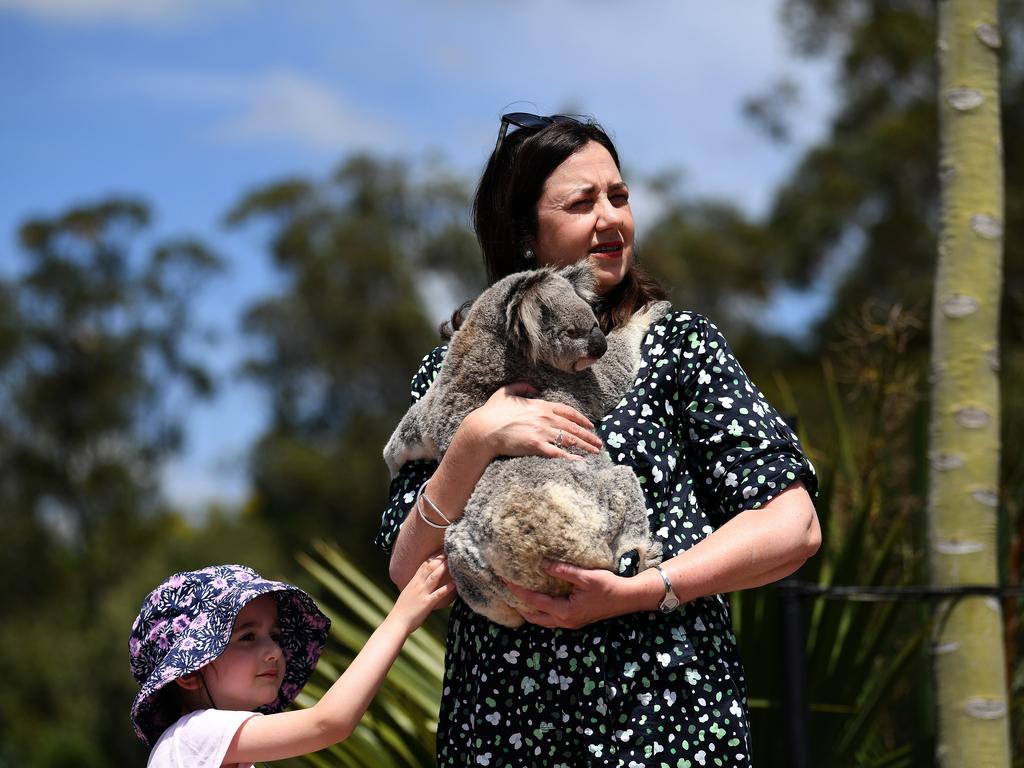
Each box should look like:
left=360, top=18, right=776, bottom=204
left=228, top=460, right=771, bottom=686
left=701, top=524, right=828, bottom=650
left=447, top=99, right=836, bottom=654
left=377, top=113, right=821, bottom=766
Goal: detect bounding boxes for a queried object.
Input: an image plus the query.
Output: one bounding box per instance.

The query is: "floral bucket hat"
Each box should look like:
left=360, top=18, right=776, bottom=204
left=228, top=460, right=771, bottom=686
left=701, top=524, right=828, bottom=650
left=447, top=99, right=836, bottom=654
left=129, top=564, right=330, bottom=746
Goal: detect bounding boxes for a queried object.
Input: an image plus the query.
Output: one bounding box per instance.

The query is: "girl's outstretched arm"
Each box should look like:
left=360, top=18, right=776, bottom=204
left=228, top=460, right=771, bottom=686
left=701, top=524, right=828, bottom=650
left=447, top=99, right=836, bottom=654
left=222, top=556, right=455, bottom=764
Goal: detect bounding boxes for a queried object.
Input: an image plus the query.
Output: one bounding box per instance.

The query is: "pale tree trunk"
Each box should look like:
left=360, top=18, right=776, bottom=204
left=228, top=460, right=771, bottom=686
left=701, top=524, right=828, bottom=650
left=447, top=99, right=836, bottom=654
left=929, top=0, right=1011, bottom=765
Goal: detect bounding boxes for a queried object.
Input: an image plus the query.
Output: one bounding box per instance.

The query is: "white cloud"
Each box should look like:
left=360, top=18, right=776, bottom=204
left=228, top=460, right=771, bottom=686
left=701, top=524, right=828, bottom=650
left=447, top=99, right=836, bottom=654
left=121, top=70, right=248, bottom=103
left=122, top=69, right=403, bottom=154
left=0, top=0, right=235, bottom=25
left=216, top=71, right=402, bottom=153
left=407, top=0, right=837, bottom=215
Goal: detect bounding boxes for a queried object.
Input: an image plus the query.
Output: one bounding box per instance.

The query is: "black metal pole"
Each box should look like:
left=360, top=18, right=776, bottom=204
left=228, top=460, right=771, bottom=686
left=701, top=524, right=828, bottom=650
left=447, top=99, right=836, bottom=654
left=779, top=576, right=811, bottom=768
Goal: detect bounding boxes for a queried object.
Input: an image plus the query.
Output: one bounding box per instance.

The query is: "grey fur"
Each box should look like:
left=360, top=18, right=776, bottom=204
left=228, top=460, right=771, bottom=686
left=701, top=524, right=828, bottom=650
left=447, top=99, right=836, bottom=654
left=383, top=261, right=670, bottom=627
left=383, top=262, right=668, bottom=474
left=447, top=453, right=662, bottom=627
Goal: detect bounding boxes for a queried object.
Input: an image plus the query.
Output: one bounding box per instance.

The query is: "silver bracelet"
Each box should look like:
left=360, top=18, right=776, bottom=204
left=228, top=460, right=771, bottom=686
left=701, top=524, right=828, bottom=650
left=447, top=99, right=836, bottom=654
left=653, top=564, right=681, bottom=613
left=420, top=482, right=452, bottom=524
left=415, top=480, right=451, bottom=529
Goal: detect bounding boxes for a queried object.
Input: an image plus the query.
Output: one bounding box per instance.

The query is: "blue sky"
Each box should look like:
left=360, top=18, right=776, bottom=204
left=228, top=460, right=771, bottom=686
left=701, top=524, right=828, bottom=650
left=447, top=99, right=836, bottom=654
left=0, top=0, right=837, bottom=510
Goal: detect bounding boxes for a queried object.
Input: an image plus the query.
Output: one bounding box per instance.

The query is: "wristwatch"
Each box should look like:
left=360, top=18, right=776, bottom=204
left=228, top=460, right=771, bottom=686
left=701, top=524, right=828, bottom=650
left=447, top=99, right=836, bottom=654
left=654, top=565, right=680, bottom=613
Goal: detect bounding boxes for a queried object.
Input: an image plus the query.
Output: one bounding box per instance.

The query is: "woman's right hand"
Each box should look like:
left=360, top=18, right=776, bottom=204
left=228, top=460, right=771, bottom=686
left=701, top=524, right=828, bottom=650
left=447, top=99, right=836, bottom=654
left=461, top=382, right=603, bottom=461
left=389, top=385, right=602, bottom=591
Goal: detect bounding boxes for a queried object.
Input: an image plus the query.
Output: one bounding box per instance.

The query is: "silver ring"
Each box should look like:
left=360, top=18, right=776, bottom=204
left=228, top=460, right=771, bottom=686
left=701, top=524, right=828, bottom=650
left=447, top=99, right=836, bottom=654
left=554, top=429, right=564, bottom=448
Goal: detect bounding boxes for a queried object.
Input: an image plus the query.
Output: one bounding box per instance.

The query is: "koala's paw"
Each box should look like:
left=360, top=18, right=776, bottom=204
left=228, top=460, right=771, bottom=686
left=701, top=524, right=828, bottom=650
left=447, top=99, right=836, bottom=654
left=382, top=416, right=438, bottom=476
left=634, top=300, right=673, bottom=328
left=638, top=539, right=663, bottom=570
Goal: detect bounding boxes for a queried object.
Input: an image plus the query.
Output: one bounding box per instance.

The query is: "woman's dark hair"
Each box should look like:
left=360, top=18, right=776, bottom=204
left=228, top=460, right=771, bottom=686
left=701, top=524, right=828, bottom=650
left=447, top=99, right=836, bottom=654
left=443, top=117, right=667, bottom=338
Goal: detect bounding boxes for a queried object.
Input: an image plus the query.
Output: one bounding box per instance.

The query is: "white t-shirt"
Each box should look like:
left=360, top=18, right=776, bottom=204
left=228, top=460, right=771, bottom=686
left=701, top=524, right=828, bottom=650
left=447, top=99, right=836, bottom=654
left=147, top=709, right=263, bottom=768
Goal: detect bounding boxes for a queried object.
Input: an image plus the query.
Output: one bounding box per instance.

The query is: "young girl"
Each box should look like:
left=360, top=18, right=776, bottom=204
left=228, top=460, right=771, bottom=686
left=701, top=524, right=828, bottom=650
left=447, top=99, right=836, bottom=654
left=129, top=557, right=453, bottom=767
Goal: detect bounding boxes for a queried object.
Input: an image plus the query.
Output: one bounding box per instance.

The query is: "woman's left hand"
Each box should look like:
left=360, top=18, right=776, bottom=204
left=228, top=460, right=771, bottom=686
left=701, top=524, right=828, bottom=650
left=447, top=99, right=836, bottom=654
left=503, top=561, right=638, bottom=629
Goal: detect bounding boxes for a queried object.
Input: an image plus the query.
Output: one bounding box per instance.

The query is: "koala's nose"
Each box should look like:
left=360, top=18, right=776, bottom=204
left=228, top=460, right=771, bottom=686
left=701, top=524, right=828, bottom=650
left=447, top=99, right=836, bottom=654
left=587, top=325, right=607, bottom=358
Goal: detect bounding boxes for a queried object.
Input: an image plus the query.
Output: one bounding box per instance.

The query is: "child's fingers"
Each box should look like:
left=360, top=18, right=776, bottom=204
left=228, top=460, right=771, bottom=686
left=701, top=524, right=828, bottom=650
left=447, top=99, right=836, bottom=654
left=404, top=556, right=448, bottom=597
left=432, top=580, right=458, bottom=608
left=423, top=560, right=451, bottom=589
left=426, top=560, right=446, bottom=577
left=415, top=554, right=445, bottom=578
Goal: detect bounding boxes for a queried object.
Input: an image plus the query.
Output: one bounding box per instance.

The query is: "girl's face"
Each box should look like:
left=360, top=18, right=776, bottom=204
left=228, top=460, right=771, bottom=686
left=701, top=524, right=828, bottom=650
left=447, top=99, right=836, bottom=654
left=532, top=141, right=634, bottom=294
left=202, top=594, right=284, bottom=710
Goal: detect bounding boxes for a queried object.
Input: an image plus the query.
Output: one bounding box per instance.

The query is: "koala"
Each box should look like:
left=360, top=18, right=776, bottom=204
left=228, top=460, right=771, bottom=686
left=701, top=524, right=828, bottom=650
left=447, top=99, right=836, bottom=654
left=445, top=451, right=660, bottom=627
left=383, top=261, right=670, bottom=627
left=383, top=261, right=666, bottom=474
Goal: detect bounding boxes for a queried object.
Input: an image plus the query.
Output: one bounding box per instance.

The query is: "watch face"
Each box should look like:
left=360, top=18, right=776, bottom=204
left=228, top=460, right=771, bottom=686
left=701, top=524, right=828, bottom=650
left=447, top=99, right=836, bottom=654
left=660, top=595, right=680, bottom=613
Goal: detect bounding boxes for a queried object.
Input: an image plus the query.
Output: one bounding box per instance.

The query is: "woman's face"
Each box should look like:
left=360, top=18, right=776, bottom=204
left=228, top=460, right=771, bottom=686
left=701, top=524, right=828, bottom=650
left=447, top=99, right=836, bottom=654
left=532, top=141, right=634, bottom=294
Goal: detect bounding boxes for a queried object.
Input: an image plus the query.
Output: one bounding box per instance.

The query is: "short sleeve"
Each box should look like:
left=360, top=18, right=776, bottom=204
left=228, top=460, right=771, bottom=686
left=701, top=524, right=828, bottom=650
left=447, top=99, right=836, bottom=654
left=374, top=345, right=447, bottom=554
left=676, top=314, right=817, bottom=526
left=147, top=709, right=261, bottom=768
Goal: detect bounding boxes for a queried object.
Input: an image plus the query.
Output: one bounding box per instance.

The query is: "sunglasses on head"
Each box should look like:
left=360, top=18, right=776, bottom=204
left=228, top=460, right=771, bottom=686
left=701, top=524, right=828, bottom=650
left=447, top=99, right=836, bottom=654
left=495, top=112, right=583, bottom=152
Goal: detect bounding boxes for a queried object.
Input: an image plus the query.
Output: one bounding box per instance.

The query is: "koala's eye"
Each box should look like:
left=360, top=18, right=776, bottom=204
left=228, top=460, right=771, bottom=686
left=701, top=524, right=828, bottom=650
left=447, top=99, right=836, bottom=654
left=565, top=328, right=581, bottom=340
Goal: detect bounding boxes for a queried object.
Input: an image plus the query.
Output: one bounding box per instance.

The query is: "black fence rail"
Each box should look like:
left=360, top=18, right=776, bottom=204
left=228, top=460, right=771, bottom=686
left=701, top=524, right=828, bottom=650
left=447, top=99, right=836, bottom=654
left=775, top=578, right=1024, bottom=768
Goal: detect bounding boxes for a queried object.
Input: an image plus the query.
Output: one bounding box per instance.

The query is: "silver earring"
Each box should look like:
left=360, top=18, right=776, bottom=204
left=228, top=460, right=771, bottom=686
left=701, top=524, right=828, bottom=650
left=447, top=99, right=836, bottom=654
left=524, top=248, right=535, bottom=261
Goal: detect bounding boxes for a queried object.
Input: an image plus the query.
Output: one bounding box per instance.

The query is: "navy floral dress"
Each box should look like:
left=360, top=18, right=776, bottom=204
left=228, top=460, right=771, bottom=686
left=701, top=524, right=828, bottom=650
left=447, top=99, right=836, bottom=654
left=376, top=310, right=817, bottom=767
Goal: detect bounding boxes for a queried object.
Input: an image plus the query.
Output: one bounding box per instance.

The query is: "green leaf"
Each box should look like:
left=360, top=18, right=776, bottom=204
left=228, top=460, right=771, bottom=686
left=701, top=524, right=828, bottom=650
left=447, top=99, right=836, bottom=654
left=293, top=543, right=445, bottom=768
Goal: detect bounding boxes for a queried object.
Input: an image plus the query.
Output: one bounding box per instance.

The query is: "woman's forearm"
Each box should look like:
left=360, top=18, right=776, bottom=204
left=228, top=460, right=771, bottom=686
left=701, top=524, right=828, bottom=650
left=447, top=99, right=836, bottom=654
left=502, top=482, right=820, bottom=629
left=624, top=482, right=821, bottom=612
left=389, top=421, right=492, bottom=588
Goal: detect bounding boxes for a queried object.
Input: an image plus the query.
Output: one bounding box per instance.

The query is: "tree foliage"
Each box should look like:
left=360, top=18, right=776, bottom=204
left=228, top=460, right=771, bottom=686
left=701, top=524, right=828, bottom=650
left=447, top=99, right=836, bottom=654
left=0, top=199, right=231, bottom=766
left=226, top=155, right=483, bottom=557
left=732, top=1, right=1024, bottom=761
left=768, top=0, right=1024, bottom=348
left=2, top=3, right=1023, bottom=765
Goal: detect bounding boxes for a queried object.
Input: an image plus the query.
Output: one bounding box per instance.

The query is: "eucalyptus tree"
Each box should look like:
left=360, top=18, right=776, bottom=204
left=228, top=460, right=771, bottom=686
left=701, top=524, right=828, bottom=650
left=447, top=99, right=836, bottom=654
left=0, top=199, right=222, bottom=766
left=2, top=199, right=221, bottom=588
left=728, top=0, right=1024, bottom=354
left=227, top=155, right=482, bottom=560
left=927, top=0, right=1012, bottom=764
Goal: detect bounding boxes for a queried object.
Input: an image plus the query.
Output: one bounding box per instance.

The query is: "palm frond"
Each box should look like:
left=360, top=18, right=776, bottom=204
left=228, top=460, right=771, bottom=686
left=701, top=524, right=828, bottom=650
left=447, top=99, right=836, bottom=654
left=289, top=541, right=445, bottom=768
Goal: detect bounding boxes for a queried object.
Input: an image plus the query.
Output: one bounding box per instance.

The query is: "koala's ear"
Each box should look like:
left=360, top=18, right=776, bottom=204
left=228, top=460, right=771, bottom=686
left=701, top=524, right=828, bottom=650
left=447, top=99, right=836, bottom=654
left=505, top=269, right=550, bottom=362
left=559, top=259, right=598, bottom=303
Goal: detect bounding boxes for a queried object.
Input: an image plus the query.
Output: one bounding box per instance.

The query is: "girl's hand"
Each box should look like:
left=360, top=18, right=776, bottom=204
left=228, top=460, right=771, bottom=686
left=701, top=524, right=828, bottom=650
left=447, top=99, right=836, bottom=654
left=503, top=561, right=638, bottom=629
left=462, top=382, right=603, bottom=462
left=392, top=555, right=456, bottom=632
